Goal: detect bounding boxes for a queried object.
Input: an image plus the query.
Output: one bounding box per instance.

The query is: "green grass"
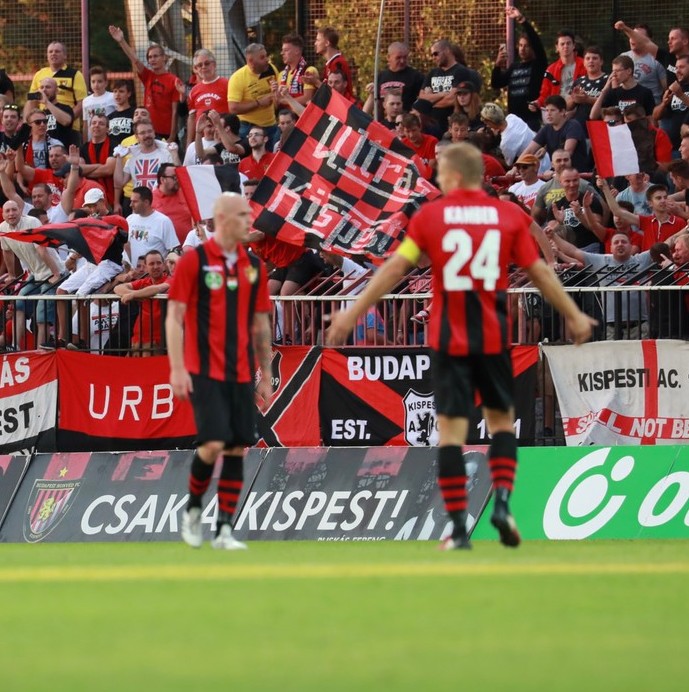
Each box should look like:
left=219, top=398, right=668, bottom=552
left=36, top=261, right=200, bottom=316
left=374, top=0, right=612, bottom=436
left=1, top=540, right=687, bottom=691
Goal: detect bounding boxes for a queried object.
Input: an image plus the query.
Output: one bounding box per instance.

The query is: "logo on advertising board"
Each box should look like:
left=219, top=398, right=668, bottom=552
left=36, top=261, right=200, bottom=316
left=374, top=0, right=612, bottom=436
left=403, top=389, right=438, bottom=446
left=542, top=447, right=689, bottom=539
left=23, top=478, right=82, bottom=542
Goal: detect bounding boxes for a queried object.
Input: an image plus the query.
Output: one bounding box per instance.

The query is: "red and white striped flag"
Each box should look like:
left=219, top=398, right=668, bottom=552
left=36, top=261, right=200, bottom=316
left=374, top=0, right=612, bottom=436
left=176, top=165, right=241, bottom=221
left=587, top=121, right=640, bottom=177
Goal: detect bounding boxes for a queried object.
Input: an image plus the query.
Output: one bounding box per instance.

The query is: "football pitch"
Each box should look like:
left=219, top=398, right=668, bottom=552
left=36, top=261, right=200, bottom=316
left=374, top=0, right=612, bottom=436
left=0, top=540, right=687, bottom=691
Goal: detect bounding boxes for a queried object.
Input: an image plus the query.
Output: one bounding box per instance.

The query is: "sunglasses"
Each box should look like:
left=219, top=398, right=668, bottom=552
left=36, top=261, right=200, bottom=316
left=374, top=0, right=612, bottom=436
left=3, top=104, right=19, bottom=111
left=515, top=164, right=533, bottom=169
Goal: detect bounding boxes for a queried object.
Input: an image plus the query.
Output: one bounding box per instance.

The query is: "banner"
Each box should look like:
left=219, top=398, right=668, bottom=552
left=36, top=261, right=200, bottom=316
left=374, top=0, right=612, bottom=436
left=55, top=352, right=196, bottom=451
left=250, top=85, right=439, bottom=259
left=587, top=121, right=640, bottom=177
left=471, top=446, right=689, bottom=540
left=0, top=450, right=263, bottom=543
left=543, top=340, right=689, bottom=446
left=257, top=346, right=321, bottom=447
left=233, top=446, right=492, bottom=541
left=0, top=352, right=57, bottom=454
left=319, top=347, right=538, bottom=446
left=0, top=453, right=32, bottom=529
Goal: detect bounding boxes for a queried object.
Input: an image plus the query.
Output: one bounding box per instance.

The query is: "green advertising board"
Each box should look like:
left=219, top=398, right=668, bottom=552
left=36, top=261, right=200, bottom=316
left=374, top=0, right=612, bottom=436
left=472, top=446, right=689, bottom=540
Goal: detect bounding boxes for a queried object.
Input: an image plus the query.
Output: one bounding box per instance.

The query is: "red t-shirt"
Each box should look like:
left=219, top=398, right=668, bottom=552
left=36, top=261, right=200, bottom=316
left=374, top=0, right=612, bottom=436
left=152, top=186, right=193, bottom=244
left=168, top=238, right=270, bottom=382
left=31, top=168, right=64, bottom=205
left=238, top=151, right=275, bottom=180
left=323, top=54, right=353, bottom=98
left=402, top=134, right=438, bottom=179
left=406, top=188, right=539, bottom=355
left=638, top=214, right=686, bottom=251
left=130, top=275, right=171, bottom=345
left=138, top=67, right=181, bottom=137
left=188, top=77, right=229, bottom=115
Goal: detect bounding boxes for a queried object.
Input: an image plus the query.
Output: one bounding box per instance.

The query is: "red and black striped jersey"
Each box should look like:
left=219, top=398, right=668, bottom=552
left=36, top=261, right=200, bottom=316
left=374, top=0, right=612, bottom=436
left=169, top=237, right=270, bottom=382
left=404, top=188, right=539, bottom=356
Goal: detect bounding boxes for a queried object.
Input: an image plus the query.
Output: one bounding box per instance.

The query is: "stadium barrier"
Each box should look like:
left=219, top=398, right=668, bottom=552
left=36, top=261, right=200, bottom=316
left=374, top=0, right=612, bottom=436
left=0, top=446, right=493, bottom=543
left=3, top=445, right=688, bottom=543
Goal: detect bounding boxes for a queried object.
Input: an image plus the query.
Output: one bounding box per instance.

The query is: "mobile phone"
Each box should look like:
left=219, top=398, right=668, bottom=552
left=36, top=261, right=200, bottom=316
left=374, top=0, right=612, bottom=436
left=27, top=92, right=41, bottom=101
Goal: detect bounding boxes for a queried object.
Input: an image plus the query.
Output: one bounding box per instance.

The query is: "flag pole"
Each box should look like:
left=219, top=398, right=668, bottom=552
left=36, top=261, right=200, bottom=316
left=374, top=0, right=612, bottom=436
left=373, top=0, right=386, bottom=121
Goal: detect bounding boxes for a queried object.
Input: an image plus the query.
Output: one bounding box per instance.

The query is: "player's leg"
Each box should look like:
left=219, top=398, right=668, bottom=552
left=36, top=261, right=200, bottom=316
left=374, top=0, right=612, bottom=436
left=479, top=350, right=521, bottom=547
left=210, top=382, right=258, bottom=550
left=431, top=350, right=472, bottom=550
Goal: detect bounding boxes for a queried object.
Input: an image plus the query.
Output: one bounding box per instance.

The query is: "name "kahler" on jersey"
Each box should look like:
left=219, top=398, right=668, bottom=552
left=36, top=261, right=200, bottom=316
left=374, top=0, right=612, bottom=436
left=444, top=207, right=499, bottom=224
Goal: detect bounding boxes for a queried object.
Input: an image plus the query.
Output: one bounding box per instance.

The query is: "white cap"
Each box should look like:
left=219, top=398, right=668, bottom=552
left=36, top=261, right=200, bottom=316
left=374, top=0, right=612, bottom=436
left=83, top=188, right=105, bottom=205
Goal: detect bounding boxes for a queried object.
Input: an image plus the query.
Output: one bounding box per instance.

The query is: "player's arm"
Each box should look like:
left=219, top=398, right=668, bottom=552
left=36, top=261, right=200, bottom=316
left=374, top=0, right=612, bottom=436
left=166, top=298, right=193, bottom=400
left=252, top=311, right=273, bottom=411
left=525, top=259, right=597, bottom=344
left=327, top=243, right=415, bottom=345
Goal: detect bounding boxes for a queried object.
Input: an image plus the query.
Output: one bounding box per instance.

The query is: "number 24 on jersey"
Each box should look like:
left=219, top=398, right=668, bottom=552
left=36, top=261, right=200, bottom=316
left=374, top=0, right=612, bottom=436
left=442, top=228, right=501, bottom=291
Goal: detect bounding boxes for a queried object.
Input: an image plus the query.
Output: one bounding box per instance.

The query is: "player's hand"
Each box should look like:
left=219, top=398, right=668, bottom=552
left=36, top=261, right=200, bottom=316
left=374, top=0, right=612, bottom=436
left=255, top=376, right=273, bottom=412
left=325, top=310, right=356, bottom=346
left=170, top=367, right=193, bottom=400
left=567, top=312, right=598, bottom=345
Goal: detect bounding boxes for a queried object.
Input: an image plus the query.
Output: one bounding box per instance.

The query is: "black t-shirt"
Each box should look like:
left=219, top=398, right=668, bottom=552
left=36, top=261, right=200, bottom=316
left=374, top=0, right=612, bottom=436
left=571, top=74, right=608, bottom=125
left=534, top=119, right=589, bottom=172
left=377, top=66, right=425, bottom=112
left=108, top=107, right=135, bottom=146
left=423, top=64, right=481, bottom=131
left=656, top=82, right=689, bottom=149
left=44, top=103, right=75, bottom=147
left=602, top=83, right=656, bottom=116
left=548, top=194, right=604, bottom=249
left=214, top=138, right=249, bottom=165
left=79, top=138, right=117, bottom=163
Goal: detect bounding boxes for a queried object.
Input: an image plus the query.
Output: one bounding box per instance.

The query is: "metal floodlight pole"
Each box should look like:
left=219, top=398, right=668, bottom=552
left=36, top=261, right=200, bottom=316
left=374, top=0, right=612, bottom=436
left=505, top=0, right=514, bottom=68
left=81, top=0, right=90, bottom=76
left=373, top=0, right=386, bottom=121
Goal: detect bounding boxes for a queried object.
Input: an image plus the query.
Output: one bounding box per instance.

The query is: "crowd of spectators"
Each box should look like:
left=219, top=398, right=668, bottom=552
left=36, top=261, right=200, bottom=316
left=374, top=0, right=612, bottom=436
left=1, top=10, right=689, bottom=351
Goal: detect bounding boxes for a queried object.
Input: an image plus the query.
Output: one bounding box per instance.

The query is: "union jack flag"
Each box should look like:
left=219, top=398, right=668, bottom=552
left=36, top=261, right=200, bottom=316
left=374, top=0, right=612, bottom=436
left=133, top=157, right=160, bottom=189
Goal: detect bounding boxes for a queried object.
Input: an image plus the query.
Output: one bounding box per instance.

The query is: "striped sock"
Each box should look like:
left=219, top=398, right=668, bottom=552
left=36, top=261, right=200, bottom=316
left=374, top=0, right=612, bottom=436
left=437, top=445, right=467, bottom=531
left=216, top=454, right=244, bottom=532
left=489, top=431, right=518, bottom=493
left=187, top=452, right=214, bottom=510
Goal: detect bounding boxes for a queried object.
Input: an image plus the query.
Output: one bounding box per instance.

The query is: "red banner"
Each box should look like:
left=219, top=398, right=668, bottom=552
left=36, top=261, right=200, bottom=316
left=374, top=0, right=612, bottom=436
left=56, top=352, right=196, bottom=451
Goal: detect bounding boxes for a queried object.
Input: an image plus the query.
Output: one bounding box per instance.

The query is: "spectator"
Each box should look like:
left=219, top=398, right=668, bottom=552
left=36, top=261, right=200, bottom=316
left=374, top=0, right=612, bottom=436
left=0, top=103, right=21, bottom=156
left=227, top=43, right=279, bottom=145
left=479, top=103, right=543, bottom=170
left=151, top=163, right=193, bottom=244
left=165, top=249, right=180, bottom=276
left=375, top=42, right=424, bottom=112
left=315, top=27, right=353, bottom=98
left=183, top=114, right=218, bottom=165
left=78, top=112, right=116, bottom=205
left=568, top=46, right=608, bottom=126
left=491, top=6, right=547, bottom=131
left=82, top=66, right=116, bottom=141
left=616, top=21, right=667, bottom=104
left=186, top=49, right=229, bottom=148
left=400, top=113, right=437, bottom=178
left=522, top=95, right=589, bottom=173
left=14, top=109, right=61, bottom=170
left=453, top=81, right=483, bottom=130
left=327, top=70, right=362, bottom=107
left=29, top=42, right=87, bottom=140
left=622, top=103, right=673, bottom=175
left=107, top=79, right=136, bottom=146
left=23, top=77, right=75, bottom=148
left=419, top=39, right=481, bottom=132
left=126, top=185, right=179, bottom=263
left=508, top=153, right=545, bottom=209
left=238, top=126, right=274, bottom=179
left=278, top=34, right=319, bottom=108
left=11, top=142, right=67, bottom=201
left=0, top=66, right=14, bottom=103
left=591, top=54, right=656, bottom=119
left=531, top=29, right=586, bottom=110
left=114, top=249, right=171, bottom=355
left=274, top=109, right=297, bottom=153
left=109, top=26, right=182, bottom=141
left=615, top=171, right=652, bottom=219
left=195, top=110, right=248, bottom=166
left=652, top=54, right=689, bottom=151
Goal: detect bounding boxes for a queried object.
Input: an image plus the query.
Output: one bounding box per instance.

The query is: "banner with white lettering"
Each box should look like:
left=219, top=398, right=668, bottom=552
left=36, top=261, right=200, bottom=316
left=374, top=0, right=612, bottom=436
left=543, top=340, right=689, bottom=445
left=0, top=353, right=57, bottom=454
left=319, top=347, right=538, bottom=446
left=55, top=352, right=196, bottom=451
left=233, top=446, right=492, bottom=541
left=0, top=450, right=263, bottom=543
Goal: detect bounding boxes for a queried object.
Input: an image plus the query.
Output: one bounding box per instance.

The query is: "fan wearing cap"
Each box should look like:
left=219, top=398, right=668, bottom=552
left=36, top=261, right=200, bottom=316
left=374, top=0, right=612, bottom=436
left=454, top=81, right=483, bottom=130
left=508, top=154, right=545, bottom=209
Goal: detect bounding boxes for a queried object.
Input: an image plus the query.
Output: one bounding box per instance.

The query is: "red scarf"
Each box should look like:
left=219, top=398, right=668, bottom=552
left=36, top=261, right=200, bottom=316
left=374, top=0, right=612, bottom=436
left=280, top=57, right=307, bottom=95
left=88, top=137, right=114, bottom=205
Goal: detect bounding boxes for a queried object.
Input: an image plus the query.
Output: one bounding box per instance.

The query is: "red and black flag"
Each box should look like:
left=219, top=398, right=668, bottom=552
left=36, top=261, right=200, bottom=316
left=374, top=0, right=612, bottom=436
left=4, top=216, right=128, bottom=265
left=250, top=85, right=440, bottom=259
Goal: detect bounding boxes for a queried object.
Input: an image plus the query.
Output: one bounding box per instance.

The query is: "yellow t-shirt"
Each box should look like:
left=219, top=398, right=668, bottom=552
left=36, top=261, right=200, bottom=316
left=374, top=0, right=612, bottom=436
left=30, top=65, right=88, bottom=132
left=281, top=65, right=319, bottom=95
left=227, top=64, right=279, bottom=128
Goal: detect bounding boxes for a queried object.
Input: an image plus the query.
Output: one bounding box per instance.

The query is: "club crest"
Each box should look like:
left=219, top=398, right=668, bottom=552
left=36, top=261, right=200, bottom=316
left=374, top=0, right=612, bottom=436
left=403, top=389, right=438, bottom=446
left=23, top=478, right=82, bottom=543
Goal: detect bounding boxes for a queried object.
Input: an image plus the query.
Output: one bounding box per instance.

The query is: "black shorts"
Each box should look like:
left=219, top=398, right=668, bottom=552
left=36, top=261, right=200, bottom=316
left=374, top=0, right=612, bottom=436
left=431, top=350, right=514, bottom=418
left=269, top=251, right=325, bottom=286
left=190, top=375, right=258, bottom=447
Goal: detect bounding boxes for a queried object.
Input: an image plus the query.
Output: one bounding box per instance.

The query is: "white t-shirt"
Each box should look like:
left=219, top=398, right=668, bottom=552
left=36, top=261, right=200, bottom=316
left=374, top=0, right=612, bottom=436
left=508, top=179, right=546, bottom=209
left=123, top=147, right=174, bottom=189
left=126, top=210, right=179, bottom=263
left=83, top=92, right=117, bottom=140
left=183, top=138, right=219, bottom=166
left=183, top=227, right=214, bottom=251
